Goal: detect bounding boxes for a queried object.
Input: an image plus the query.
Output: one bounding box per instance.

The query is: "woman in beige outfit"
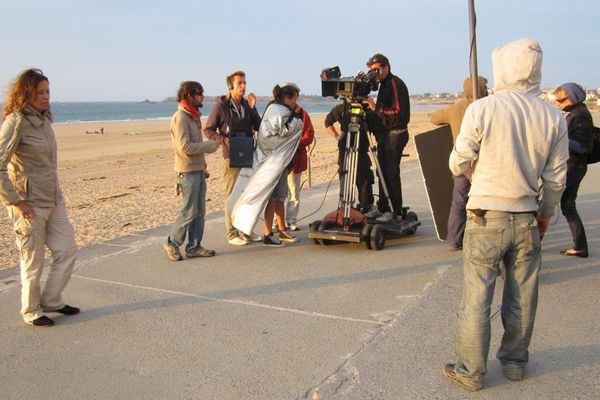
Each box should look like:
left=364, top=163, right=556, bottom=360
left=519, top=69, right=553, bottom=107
left=0, top=69, right=79, bottom=327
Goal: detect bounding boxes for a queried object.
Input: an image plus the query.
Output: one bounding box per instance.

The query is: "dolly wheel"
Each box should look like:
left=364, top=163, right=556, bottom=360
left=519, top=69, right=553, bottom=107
left=362, top=224, right=373, bottom=249
left=309, top=220, right=322, bottom=245
left=405, top=211, right=418, bottom=235
left=318, top=222, right=332, bottom=245
left=370, top=225, right=385, bottom=250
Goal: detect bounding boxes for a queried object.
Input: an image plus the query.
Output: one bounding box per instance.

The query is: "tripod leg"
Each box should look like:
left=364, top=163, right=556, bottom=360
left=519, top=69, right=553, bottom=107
left=366, top=132, right=396, bottom=216
left=342, top=125, right=360, bottom=223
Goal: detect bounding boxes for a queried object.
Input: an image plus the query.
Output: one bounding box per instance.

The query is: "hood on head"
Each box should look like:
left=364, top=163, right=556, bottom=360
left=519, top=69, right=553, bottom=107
left=558, top=82, right=586, bottom=104
left=492, top=38, right=542, bottom=94
left=463, top=76, right=488, bottom=99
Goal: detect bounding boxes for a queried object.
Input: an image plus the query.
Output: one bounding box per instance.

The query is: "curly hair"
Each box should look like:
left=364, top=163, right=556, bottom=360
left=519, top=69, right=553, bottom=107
left=2, top=68, right=49, bottom=118
left=176, top=81, right=204, bottom=102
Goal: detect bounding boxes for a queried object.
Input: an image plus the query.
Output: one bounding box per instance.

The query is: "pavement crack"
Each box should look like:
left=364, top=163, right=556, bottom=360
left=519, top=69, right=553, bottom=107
left=302, top=263, right=452, bottom=399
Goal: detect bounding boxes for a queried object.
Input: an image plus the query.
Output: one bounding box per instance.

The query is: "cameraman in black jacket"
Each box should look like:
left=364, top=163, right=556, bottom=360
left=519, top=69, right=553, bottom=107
left=363, top=53, right=410, bottom=222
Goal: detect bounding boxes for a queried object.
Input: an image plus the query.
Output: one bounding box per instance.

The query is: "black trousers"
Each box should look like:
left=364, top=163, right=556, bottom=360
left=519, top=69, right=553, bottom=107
left=375, top=131, right=408, bottom=214
left=560, top=163, right=588, bottom=251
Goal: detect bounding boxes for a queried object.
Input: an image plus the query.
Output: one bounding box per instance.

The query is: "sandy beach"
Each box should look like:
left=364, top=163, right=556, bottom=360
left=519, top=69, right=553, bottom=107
left=0, top=111, right=438, bottom=270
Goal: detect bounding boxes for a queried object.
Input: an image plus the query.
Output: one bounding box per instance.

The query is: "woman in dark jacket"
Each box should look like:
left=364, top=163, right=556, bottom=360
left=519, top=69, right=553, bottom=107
left=554, top=82, right=594, bottom=257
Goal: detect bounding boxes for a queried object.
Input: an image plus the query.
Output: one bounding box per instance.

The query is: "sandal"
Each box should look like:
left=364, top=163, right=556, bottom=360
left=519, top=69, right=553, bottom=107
left=560, top=248, right=589, bottom=258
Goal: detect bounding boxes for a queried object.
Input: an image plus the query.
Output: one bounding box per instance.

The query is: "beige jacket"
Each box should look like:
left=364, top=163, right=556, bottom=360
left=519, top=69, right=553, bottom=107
left=170, top=105, right=218, bottom=173
left=430, top=76, right=488, bottom=143
left=0, top=106, right=62, bottom=207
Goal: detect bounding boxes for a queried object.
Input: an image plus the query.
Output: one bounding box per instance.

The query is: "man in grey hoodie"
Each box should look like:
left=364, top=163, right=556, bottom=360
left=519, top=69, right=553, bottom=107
left=443, top=39, right=568, bottom=391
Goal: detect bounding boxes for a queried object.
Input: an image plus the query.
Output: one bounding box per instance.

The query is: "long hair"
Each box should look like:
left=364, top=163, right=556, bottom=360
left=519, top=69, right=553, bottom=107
left=3, top=68, right=49, bottom=118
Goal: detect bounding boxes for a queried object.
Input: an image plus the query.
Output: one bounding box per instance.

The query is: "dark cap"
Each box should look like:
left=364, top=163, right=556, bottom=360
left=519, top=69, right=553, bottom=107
left=367, top=53, right=389, bottom=67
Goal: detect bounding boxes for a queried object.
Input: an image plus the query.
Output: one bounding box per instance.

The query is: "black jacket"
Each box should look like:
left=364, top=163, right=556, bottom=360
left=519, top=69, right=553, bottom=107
left=325, top=102, right=370, bottom=152
left=564, top=102, right=594, bottom=165
left=367, top=72, right=410, bottom=135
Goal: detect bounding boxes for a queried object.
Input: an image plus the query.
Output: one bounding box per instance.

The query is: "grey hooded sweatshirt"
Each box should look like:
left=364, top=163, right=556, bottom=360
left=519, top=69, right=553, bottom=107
left=449, top=38, right=568, bottom=217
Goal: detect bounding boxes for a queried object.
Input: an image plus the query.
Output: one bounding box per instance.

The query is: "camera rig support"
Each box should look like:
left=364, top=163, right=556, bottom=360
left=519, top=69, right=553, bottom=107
left=308, top=66, right=420, bottom=250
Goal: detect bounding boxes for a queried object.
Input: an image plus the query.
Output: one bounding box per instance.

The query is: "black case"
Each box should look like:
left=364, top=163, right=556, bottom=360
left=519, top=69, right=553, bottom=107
left=229, top=133, right=254, bottom=168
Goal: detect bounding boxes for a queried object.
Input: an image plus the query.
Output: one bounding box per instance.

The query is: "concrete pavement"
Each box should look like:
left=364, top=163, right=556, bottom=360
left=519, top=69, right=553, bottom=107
left=1, top=157, right=598, bottom=400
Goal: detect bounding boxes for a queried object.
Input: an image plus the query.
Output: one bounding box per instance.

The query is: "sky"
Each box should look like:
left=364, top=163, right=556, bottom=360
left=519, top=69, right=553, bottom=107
left=1, top=0, right=599, bottom=101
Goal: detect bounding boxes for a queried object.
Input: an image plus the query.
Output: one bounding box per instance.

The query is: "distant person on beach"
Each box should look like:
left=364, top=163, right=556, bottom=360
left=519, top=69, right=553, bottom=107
left=363, top=53, right=410, bottom=222
left=325, top=102, right=374, bottom=213
left=0, top=69, right=80, bottom=327
left=444, top=38, right=568, bottom=391
left=163, top=81, right=219, bottom=261
left=204, top=70, right=261, bottom=246
left=229, top=83, right=304, bottom=247
left=284, top=98, right=315, bottom=232
left=554, top=82, right=594, bottom=258
left=430, top=76, right=488, bottom=251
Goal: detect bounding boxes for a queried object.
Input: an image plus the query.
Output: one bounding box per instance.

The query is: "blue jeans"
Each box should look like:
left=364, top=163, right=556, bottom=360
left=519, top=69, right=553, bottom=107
left=168, top=172, right=206, bottom=252
left=455, top=210, right=541, bottom=386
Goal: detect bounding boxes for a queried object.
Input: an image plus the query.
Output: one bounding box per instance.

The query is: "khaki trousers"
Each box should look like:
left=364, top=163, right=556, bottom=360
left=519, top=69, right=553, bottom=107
left=286, top=171, right=302, bottom=225
left=8, top=200, right=78, bottom=323
left=223, top=159, right=242, bottom=240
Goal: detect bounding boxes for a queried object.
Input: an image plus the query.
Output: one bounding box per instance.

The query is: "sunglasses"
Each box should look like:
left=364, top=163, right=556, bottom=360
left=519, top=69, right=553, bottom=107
left=555, top=97, right=568, bottom=103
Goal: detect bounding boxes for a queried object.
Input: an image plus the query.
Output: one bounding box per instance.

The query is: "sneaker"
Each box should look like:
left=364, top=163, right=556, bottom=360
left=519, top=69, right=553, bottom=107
left=186, top=246, right=216, bottom=258
left=241, top=232, right=263, bottom=242
left=442, top=364, right=482, bottom=391
left=44, top=305, right=80, bottom=315
left=502, top=365, right=524, bottom=381
left=228, top=236, right=249, bottom=246
left=27, top=316, right=55, bottom=327
left=263, top=233, right=284, bottom=247
left=279, top=230, right=298, bottom=243
left=363, top=206, right=382, bottom=218
left=163, top=241, right=183, bottom=261
left=375, top=211, right=394, bottom=223
left=287, top=223, right=300, bottom=232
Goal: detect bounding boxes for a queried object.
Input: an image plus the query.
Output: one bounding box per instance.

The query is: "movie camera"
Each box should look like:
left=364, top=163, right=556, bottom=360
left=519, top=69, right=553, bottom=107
left=320, top=66, right=379, bottom=101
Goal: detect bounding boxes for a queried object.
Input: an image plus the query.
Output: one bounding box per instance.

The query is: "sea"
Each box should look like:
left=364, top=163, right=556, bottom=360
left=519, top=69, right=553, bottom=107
left=41, top=99, right=442, bottom=124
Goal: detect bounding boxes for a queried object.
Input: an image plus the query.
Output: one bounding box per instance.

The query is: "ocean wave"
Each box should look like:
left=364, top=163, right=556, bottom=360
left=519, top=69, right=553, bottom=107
left=55, top=117, right=173, bottom=125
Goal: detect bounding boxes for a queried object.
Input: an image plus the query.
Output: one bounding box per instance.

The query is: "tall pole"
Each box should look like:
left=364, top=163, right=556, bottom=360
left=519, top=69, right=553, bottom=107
left=468, top=0, right=480, bottom=100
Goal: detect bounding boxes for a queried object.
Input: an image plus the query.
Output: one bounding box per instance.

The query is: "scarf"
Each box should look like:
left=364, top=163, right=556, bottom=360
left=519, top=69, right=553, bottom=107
left=179, top=100, right=201, bottom=121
